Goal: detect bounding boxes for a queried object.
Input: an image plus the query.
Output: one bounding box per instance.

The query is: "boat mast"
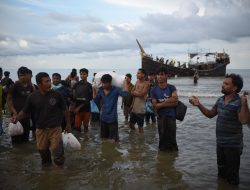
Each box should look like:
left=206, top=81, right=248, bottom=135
left=136, top=39, right=146, bottom=55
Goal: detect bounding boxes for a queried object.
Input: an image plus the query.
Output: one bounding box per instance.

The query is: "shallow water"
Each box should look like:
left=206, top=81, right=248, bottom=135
left=1, top=71, right=250, bottom=190
left=1, top=98, right=250, bottom=190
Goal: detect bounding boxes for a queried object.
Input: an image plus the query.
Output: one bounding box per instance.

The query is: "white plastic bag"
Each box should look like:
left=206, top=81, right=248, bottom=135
left=62, top=132, right=81, bottom=151
left=8, top=122, right=24, bottom=136
left=92, top=71, right=125, bottom=89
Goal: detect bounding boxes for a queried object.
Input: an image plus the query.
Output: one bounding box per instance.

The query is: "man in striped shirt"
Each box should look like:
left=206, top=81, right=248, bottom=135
left=189, top=73, right=250, bottom=185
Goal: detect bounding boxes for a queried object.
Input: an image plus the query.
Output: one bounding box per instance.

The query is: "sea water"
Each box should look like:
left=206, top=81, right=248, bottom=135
left=0, top=69, right=249, bottom=190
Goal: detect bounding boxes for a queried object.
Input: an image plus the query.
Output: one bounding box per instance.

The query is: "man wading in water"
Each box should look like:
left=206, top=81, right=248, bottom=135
left=151, top=67, right=179, bottom=151
left=12, top=72, right=71, bottom=168
left=129, top=68, right=149, bottom=133
left=189, top=73, right=250, bottom=185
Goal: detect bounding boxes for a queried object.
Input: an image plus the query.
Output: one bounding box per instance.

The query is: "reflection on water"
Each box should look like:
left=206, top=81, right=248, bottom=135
left=1, top=109, right=249, bottom=190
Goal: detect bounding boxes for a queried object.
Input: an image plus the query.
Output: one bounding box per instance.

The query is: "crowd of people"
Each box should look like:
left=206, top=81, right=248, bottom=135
left=0, top=66, right=249, bottom=185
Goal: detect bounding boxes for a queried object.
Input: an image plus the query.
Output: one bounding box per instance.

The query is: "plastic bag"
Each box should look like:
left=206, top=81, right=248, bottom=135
left=8, top=122, right=24, bottom=136
left=145, top=99, right=154, bottom=113
left=62, top=132, right=81, bottom=151
left=91, top=100, right=99, bottom=113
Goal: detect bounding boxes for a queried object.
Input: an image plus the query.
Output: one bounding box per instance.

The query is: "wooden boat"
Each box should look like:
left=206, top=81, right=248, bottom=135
left=136, top=39, right=230, bottom=77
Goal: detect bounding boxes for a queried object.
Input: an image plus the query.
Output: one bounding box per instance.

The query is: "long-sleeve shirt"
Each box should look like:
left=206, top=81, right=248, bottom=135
left=94, top=86, right=128, bottom=123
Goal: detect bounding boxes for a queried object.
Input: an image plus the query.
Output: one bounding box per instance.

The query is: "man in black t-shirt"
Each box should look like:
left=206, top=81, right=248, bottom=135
left=7, top=66, right=34, bottom=143
left=12, top=72, right=71, bottom=168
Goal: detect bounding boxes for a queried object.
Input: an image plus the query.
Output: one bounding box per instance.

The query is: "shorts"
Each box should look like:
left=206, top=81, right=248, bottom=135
left=100, top=120, right=119, bottom=141
left=129, top=112, right=145, bottom=127
left=123, top=106, right=131, bottom=117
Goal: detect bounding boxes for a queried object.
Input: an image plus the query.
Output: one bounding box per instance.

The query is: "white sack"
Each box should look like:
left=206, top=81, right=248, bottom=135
left=92, top=71, right=125, bottom=89
left=8, top=122, right=24, bottom=136
left=62, top=132, right=81, bottom=151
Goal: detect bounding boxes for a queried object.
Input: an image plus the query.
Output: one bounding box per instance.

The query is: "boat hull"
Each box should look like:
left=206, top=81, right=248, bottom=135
left=142, top=57, right=228, bottom=77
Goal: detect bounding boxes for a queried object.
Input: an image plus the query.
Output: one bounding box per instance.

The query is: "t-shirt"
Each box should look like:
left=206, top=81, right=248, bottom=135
left=215, top=95, right=242, bottom=147
left=151, top=84, right=176, bottom=117
left=22, top=90, right=67, bottom=129
left=73, top=80, right=93, bottom=112
left=52, top=84, right=71, bottom=106
left=9, top=81, right=34, bottom=112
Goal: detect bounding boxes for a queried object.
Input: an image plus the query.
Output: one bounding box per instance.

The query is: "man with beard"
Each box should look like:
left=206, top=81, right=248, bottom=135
left=189, top=73, right=250, bottom=185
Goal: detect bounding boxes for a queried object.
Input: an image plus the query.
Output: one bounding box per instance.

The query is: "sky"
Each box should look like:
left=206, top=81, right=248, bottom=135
left=0, top=0, right=250, bottom=72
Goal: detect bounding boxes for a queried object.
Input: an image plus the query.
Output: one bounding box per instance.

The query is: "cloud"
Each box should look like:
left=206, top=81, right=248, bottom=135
left=1, top=0, right=250, bottom=58
left=201, top=0, right=250, bottom=16
left=174, top=1, right=199, bottom=18
left=137, top=11, right=250, bottom=44
left=48, top=12, right=102, bottom=23
left=47, top=12, right=110, bottom=33
left=19, top=40, right=28, bottom=48
left=102, top=0, right=182, bottom=14
left=1, top=10, right=250, bottom=57
left=103, top=0, right=250, bottom=16
left=80, top=22, right=109, bottom=33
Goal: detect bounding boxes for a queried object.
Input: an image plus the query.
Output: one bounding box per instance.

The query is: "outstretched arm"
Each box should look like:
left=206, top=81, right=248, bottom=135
left=189, top=96, right=217, bottom=118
